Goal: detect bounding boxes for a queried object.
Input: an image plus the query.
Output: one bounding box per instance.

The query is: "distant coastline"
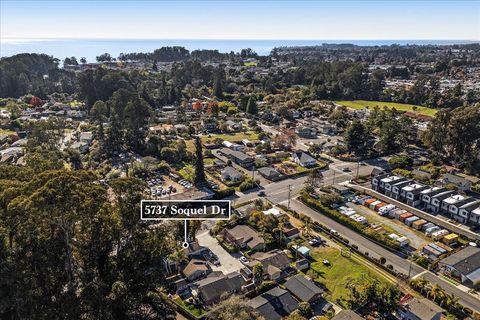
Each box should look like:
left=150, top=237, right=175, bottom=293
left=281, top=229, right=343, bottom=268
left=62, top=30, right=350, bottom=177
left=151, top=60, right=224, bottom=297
left=1, top=38, right=478, bottom=62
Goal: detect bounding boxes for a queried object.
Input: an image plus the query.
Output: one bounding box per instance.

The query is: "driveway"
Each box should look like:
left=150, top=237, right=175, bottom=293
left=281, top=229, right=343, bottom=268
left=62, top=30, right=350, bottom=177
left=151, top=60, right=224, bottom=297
left=196, top=229, right=244, bottom=274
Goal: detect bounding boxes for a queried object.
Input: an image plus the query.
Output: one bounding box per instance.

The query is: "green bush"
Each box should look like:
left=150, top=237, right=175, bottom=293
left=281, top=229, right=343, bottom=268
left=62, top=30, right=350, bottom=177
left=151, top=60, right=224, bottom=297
left=212, top=187, right=235, bottom=199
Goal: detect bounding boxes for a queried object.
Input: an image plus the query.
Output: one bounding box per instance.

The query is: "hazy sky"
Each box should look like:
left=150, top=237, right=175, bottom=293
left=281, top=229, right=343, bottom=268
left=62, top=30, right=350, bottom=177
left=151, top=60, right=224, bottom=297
left=1, top=0, right=479, bottom=40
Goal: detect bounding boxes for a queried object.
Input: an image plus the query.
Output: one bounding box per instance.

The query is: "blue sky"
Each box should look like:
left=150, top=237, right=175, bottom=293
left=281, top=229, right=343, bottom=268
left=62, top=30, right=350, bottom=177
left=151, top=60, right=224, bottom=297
left=1, top=1, right=479, bottom=40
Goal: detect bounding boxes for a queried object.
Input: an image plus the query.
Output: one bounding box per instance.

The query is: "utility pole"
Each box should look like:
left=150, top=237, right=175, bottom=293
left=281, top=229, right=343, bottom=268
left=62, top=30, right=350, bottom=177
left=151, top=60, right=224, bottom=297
left=332, top=170, right=336, bottom=185
left=287, top=184, right=292, bottom=209
left=356, top=161, right=360, bottom=179
left=408, top=254, right=413, bottom=279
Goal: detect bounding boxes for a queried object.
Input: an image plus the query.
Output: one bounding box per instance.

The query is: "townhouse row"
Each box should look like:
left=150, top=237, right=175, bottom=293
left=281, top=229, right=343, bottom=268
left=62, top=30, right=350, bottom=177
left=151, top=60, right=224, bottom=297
left=372, top=173, right=480, bottom=226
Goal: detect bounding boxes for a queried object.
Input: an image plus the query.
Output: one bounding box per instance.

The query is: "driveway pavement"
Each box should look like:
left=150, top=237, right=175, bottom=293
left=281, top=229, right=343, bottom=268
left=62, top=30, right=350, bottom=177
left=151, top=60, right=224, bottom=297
left=196, top=229, right=243, bottom=274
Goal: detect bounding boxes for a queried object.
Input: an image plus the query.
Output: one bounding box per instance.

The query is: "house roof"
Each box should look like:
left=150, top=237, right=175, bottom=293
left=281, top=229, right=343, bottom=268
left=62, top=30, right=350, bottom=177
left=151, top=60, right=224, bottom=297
left=225, top=225, right=264, bottom=249
left=258, top=166, right=281, bottom=177
left=293, top=151, right=316, bottom=163
left=248, top=287, right=299, bottom=320
left=400, top=296, right=444, bottom=319
left=182, top=258, right=210, bottom=278
left=195, top=272, right=245, bottom=303
left=250, top=250, right=291, bottom=272
left=284, top=274, right=323, bottom=302
left=221, top=166, right=243, bottom=179
left=220, top=148, right=253, bottom=162
left=332, top=310, right=363, bottom=320
left=441, top=246, right=480, bottom=276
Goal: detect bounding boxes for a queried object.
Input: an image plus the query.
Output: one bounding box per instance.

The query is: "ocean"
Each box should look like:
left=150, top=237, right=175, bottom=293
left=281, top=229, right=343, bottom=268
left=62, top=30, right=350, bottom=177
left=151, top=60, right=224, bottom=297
left=1, top=38, right=476, bottom=62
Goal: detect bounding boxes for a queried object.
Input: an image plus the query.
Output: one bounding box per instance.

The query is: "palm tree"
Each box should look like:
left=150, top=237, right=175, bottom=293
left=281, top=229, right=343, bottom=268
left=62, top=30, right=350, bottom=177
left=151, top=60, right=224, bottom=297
left=410, top=278, right=429, bottom=294
left=443, top=293, right=459, bottom=311
left=301, top=216, right=313, bottom=236
left=428, top=284, right=445, bottom=303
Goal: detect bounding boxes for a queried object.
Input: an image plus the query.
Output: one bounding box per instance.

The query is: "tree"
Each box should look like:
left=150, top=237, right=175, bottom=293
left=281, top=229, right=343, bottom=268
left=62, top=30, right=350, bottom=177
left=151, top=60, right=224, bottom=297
left=193, top=136, right=207, bottom=186
left=298, top=302, right=312, bottom=317
left=307, top=168, right=323, bottom=189
left=246, top=95, right=258, bottom=115
left=90, top=100, right=108, bottom=123
left=207, top=295, right=264, bottom=320
left=252, top=263, right=264, bottom=282
left=344, top=120, right=372, bottom=157
left=80, top=57, right=87, bottom=64
left=96, top=53, right=114, bottom=62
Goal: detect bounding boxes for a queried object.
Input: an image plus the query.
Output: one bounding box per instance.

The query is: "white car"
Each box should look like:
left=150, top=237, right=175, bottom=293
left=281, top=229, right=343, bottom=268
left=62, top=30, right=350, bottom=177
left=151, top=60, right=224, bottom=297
left=239, top=256, right=249, bottom=264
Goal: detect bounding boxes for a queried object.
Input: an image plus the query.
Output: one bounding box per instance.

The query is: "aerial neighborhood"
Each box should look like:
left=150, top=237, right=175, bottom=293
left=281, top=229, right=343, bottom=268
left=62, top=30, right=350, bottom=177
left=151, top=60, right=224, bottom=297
left=1, top=39, right=480, bottom=320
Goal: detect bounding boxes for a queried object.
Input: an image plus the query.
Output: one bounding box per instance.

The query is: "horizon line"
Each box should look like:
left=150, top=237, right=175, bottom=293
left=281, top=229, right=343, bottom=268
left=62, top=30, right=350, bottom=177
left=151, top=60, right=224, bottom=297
left=2, top=36, right=479, bottom=42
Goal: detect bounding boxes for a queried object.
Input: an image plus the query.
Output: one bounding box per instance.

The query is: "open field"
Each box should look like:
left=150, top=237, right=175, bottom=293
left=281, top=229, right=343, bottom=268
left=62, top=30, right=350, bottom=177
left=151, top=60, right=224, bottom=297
left=308, top=246, right=387, bottom=304
left=336, top=100, right=438, bottom=117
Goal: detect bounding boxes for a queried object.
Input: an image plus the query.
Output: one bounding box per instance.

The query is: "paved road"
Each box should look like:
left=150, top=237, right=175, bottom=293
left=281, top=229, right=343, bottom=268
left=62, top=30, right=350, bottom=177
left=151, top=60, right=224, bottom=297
left=289, top=199, right=480, bottom=311
left=348, top=184, right=480, bottom=241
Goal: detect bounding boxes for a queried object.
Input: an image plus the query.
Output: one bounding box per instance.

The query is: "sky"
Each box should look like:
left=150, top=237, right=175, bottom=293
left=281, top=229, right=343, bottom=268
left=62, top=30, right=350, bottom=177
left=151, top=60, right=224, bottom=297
left=1, top=0, right=479, bottom=41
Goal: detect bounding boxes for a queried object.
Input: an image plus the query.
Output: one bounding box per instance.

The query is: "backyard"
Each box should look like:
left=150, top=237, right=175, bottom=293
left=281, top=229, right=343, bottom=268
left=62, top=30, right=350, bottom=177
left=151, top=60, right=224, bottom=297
left=336, top=100, right=438, bottom=117
left=307, top=246, right=387, bottom=306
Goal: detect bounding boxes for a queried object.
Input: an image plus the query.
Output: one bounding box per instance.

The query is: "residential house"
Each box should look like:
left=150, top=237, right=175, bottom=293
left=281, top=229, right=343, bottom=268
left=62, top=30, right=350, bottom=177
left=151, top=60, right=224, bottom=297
left=427, top=190, right=455, bottom=213
left=382, top=176, right=408, bottom=197
left=401, top=183, right=429, bottom=207
left=79, top=131, right=93, bottom=144
left=469, top=206, right=480, bottom=226
left=283, top=223, right=301, bottom=240
left=219, top=225, right=265, bottom=251
left=225, top=120, right=242, bottom=132
left=258, top=166, right=283, bottom=181
left=182, top=258, right=211, bottom=281
left=420, top=187, right=446, bottom=210
left=439, top=246, right=480, bottom=287
left=219, top=148, right=254, bottom=168
left=292, top=151, right=317, bottom=168
left=0, top=147, right=24, bottom=164
left=398, top=295, right=444, bottom=320
left=71, top=141, right=89, bottom=154
left=295, top=126, right=317, bottom=138
left=372, top=172, right=391, bottom=191
left=440, top=172, right=472, bottom=191
left=450, top=198, right=480, bottom=224
left=248, top=250, right=292, bottom=282
left=192, top=272, right=245, bottom=305
left=332, top=310, right=363, bottom=320
left=221, top=166, right=243, bottom=183
left=284, top=274, right=324, bottom=303
left=440, top=194, right=468, bottom=215
left=248, top=287, right=299, bottom=320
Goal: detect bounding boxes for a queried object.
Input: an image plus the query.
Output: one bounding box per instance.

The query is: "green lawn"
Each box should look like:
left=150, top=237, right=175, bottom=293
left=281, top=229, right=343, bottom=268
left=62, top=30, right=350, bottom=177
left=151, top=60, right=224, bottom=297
left=174, top=297, right=206, bottom=317
left=307, top=247, right=385, bottom=304
left=336, top=100, right=438, bottom=117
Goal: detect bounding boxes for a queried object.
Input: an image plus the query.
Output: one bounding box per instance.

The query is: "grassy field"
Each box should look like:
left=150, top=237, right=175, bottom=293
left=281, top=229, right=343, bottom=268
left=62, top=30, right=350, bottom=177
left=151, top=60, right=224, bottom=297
left=336, top=100, right=438, bottom=117
left=308, top=247, right=385, bottom=304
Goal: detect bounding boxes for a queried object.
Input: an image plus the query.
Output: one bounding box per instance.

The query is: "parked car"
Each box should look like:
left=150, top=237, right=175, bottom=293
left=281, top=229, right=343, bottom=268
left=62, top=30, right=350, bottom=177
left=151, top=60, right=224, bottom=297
left=257, top=190, right=266, bottom=197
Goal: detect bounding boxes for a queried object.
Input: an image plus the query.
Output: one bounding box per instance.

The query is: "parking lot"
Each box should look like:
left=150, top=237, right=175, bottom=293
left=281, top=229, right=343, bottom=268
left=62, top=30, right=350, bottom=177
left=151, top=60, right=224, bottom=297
left=196, top=228, right=244, bottom=274
left=146, top=174, right=189, bottom=199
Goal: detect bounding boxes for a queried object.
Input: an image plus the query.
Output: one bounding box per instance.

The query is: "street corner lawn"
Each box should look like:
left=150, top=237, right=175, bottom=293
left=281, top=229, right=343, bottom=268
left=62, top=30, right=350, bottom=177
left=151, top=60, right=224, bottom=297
left=335, top=100, right=438, bottom=117
left=307, top=247, right=382, bottom=304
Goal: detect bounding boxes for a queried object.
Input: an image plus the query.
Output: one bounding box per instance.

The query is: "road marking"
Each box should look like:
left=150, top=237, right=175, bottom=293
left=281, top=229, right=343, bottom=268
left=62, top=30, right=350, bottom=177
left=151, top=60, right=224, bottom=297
left=411, top=270, right=428, bottom=279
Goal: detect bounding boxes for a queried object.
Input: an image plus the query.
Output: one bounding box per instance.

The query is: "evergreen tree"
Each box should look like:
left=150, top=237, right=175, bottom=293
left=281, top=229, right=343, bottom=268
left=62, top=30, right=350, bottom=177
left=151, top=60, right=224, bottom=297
left=193, top=136, right=207, bottom=186
left=246, top=95, right=258, bottom=115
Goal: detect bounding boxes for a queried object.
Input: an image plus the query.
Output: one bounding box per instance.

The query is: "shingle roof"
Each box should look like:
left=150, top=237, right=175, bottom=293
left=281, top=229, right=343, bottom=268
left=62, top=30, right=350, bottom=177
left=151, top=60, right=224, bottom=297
left=440, top=246, right=480, bottom=276
left=332, top=310, right=363, bottom=320
left=195, top=272, right=245, bottom=303
left=249, top=287, right=298, bottom=320
left=401, top=297, right=443, bottom=319
left=284, top=274, right=324, bottom=302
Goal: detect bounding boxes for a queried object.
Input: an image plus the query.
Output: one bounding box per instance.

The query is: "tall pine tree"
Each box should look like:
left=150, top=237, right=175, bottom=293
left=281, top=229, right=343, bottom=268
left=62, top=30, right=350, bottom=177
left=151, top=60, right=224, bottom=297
left=193, top=136, right=207, bottom=186
left=246, top=95, right=258, bottom=115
